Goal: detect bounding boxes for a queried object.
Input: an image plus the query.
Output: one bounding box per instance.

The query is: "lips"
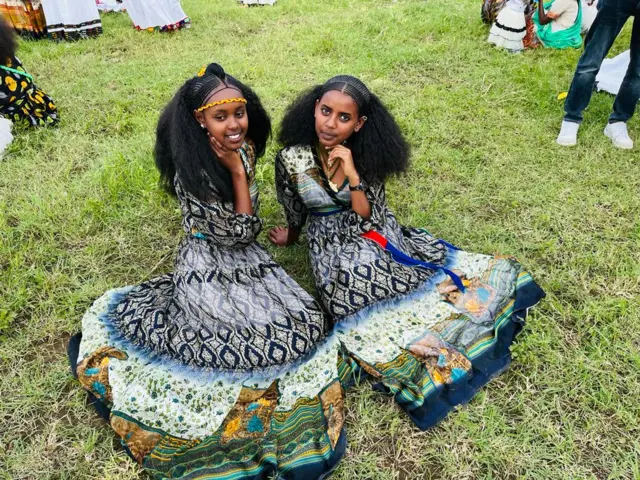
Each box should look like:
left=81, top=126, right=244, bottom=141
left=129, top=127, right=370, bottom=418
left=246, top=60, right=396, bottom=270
left=320, top=132, right=336, bottom=141
left=226, top=132, right=243, bottom=142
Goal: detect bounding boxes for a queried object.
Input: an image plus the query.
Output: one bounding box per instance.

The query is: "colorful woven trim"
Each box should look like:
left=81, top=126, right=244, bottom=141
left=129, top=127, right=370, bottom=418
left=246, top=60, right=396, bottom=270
left=136, top=17, right=191, bottom=33
left=195, top=98, right=247, bottom=112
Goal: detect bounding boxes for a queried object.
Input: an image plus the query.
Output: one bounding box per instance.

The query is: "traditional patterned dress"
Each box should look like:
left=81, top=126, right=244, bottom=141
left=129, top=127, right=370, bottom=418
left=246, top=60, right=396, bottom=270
left=482, top=0, right=507, bottom=24
left=41, top=0, right=102, bottom=40
left=0, top=56, right=58, bottom=127
left=0, top=0, right=47, bottom=38
left=71, top=142, right=349, bottom=479
left=276, top=145, right=545, bottom=429
left=121, top=0, right=190, bottom=32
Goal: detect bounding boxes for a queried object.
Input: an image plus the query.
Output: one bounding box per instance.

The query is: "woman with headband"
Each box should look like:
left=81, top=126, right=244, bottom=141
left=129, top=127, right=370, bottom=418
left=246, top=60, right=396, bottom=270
left=271, top=75, right=545, bottom=430
left=69, top=64, right=348, bottom=479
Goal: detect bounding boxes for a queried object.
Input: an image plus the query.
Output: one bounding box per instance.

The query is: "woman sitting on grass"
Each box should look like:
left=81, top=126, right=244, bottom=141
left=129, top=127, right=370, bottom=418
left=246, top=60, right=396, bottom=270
left=69, top=64, right=349, bottom=479
left=533, top=0, right=583, bottom=48
left=270, top=75, right=545, bottom=430
left=0, top=16, right=58, bottom=127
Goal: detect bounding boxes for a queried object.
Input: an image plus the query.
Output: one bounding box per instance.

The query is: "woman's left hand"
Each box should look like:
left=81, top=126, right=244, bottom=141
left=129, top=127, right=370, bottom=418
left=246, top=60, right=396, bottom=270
left=327, top=145, right=359, bottom=182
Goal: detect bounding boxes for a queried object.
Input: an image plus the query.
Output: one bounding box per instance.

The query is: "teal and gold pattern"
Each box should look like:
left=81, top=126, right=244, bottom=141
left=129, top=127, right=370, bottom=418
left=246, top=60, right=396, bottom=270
left=73, top=249, right=543, bottom=477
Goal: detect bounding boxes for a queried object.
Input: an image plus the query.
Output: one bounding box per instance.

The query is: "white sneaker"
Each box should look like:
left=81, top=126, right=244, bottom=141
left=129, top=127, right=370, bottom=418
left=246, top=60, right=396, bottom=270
left=604, top=122, right=634, bottom=149
left=556, top=121, right=579, bottom=146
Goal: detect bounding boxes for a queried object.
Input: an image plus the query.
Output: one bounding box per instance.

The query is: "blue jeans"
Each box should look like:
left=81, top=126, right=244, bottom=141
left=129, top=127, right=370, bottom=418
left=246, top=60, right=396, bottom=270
left=564, top=0, right=640, bottom=124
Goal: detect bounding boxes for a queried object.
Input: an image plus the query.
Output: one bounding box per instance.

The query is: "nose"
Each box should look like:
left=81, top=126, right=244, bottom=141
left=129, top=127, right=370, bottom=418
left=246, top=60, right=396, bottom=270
left=228, top=116, right=240, bottom=131
left=325, top=114, right=337, bottom=129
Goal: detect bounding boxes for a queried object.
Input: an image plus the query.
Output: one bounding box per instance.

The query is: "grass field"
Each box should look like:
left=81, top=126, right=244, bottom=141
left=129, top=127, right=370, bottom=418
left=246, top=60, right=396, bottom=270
left=1, top=0, right=639, bottom=478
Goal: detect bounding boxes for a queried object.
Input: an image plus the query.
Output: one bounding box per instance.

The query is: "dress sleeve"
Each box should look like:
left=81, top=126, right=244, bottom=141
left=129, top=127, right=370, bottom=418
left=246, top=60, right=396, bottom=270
left=275, top=150, right=308, bottom=231
left=344, top=180, right=387, bottom=234
left=175, top=177, right=262, bottom=250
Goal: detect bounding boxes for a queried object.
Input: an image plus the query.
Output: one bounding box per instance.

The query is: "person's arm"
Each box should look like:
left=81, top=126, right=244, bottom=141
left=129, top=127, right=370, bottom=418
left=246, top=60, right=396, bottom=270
left=538, top=0, right=566, bottom=25
left=328, top=145, right=371, bottom=220
left=269, top=150, right=309, bottom=247
left=230, top=169, right=253, bottom=215
left=174, top=137, right=261, bottom=250
left=210, top=136, right=253, bottom=215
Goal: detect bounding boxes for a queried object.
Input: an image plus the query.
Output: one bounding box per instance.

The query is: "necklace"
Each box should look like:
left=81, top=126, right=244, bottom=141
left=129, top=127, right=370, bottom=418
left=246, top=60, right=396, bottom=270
left=317, top=146, right=341, bottom=192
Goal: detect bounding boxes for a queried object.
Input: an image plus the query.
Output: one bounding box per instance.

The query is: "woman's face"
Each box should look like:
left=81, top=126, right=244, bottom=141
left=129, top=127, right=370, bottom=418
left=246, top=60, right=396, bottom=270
left=314, top=90, right=366, bottom=148
left=195, top=88, right=249, bottom=150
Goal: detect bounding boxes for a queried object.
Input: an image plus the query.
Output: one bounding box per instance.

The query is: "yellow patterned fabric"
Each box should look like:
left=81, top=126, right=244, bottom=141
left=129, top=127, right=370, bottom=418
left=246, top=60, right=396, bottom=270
left=0, top=56, right=58, bottom=127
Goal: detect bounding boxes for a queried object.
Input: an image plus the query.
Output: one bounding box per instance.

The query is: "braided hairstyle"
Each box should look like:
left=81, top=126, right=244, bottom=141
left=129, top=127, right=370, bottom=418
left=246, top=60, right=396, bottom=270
left=155, top=63, right=271, bottom=201
left=279, top=75, right=410, bottom=183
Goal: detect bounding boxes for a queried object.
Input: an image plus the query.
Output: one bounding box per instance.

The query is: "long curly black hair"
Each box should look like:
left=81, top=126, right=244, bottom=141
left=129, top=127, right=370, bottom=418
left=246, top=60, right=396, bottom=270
left=155, top=63, right=271, bottom=202
left=278, top=75, right=410, bottom=183
left=0, top=16, right=17, bottom=61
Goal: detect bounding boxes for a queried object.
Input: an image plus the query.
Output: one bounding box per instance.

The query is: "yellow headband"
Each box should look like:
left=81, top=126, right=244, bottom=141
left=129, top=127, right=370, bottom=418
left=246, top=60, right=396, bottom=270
left=195, top=97, right=247, bottom=112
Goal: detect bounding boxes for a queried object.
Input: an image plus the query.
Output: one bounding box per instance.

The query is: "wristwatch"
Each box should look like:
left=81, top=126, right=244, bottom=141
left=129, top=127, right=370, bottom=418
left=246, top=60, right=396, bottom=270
left=349, top=181, right=365, bottom=192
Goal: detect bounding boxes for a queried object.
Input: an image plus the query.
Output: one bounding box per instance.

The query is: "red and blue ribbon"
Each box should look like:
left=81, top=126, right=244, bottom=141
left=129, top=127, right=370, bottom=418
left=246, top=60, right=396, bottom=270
left=361, top=231, right=466, bottom=292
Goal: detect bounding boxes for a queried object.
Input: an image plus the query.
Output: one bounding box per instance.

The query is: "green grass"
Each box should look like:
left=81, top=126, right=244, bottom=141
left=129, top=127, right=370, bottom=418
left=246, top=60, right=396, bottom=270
left=1, top=0, right=639, bottom=478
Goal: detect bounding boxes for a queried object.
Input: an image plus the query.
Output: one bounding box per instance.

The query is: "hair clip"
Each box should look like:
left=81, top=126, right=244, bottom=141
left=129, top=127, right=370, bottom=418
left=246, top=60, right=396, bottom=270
left=197, top=66, right=206, bottom=77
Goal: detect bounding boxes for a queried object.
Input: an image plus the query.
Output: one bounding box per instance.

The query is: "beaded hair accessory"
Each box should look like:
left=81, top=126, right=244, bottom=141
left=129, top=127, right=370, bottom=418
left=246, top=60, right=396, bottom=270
left=195, top=97, right=247, bottom=112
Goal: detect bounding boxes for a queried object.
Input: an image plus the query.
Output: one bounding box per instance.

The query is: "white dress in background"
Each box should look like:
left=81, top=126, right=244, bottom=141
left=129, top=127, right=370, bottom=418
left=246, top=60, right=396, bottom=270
left=488, top=0, right=527, bottom=52
left=0, top=117, right=13, bottom=159
left=96, top=0, right=126, bottom=13
left=122, top=0, right=190, bottom=31
left=41, top=0, right=102, bottom=40
left=239, top=0, right=277, bottom=5
left=596, top=50, right=630, bottom=95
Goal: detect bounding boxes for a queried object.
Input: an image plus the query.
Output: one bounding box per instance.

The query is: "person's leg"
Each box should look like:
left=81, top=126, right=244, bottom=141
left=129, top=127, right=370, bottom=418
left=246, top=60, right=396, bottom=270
left=563, top=0, right=631, bottom=123
left=609, top=12, right=640, bottom=123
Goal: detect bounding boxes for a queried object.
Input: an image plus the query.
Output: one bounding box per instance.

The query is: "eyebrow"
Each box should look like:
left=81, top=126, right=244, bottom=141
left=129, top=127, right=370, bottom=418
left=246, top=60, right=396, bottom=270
left=320, top=104, right=352, bottom=116
left=211, top=104, right=246, bottom=114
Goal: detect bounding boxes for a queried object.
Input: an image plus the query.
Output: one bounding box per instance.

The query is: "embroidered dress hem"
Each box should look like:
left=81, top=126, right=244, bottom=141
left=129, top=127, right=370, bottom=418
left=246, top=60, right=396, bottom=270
left=133, top=16, right=190, bottom=32
left=42, top=0, right=103, bottom=41
left=68, top=296, right=349, bottom=480
left=46, top=20, right=102, bottom=40
left=332, top=243, right=545, bottom=431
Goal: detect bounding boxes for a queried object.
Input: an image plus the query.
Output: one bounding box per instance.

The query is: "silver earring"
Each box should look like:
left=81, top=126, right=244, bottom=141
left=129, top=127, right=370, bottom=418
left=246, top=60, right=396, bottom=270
left=200, top=124, right=206, bottom=129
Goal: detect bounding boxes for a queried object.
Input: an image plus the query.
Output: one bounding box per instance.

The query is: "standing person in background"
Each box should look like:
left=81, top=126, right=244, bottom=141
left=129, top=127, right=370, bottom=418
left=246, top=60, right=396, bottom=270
left=0, top=0, right=47, bottom=39
left=557, top=0, right=640, bottom=149
left=41, top=0, right=102, bottom=40
left=122, top=0, right=190, bottom=32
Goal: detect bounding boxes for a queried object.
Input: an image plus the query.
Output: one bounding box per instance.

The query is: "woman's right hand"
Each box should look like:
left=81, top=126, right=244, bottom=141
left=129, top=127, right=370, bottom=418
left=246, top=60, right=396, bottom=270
left=269, top=226, right=294, bottom=247
left=209, top=134, right=245, bottom=175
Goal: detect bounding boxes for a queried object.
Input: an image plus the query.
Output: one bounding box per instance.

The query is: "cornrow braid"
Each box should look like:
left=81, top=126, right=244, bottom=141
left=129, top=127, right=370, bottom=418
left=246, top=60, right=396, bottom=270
left=320, top=75, right=372, bottom=114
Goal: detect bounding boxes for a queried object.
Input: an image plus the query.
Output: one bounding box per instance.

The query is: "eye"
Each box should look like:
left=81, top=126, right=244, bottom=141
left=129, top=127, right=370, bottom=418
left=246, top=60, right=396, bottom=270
left=339, top=114, right=351, bottom=122
left=214, top=114, right=226, bottom=121
left=321, top=106, right=330, bottom=115
left=235, top=109, right=245, bottom=118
